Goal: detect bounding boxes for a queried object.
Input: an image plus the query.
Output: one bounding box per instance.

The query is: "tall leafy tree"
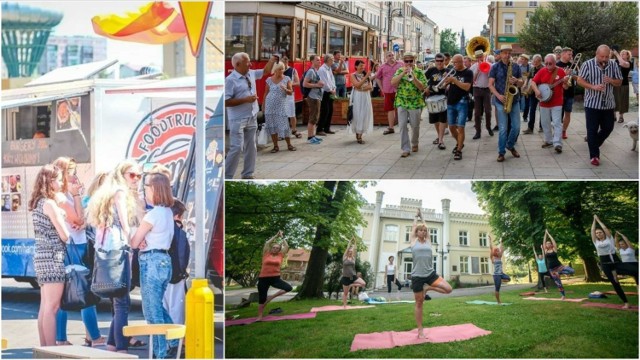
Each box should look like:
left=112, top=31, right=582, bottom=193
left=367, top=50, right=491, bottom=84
left=439, top=28, right=459, bottom=55
left=472, top=181, right=637, bottom=281
left=518, top=2, right=638, bottom=58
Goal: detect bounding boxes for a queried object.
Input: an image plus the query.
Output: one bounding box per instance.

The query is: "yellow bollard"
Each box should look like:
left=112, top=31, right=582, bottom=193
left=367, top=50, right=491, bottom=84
left=185, top=278, right=214, bottom=359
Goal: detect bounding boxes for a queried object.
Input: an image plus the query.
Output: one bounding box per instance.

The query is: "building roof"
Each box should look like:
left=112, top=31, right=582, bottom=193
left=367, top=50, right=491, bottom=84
left=287, top=248, right=310, bottom=262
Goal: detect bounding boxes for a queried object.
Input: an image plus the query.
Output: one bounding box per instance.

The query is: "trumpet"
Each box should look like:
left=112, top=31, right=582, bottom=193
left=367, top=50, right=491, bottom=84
left=434, top=68, right=456, bottom=91
left=407, top=72, right=414, bottom=82
left=565, top=53, right=582, bottom=86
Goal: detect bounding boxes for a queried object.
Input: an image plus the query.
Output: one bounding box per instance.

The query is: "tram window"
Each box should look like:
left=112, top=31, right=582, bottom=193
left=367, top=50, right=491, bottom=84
left=225, top=15, right=255, bottom=59
left=322, top=21, right=327, bottom=56
left=351, top=29, right=364, bottom=57
left=307, top=23, right=318, bottom=56
left=295, top=20, right=302, bottom=60
left=328, top=23, right=345, bottom=55
left=261, top=17, right=292, bottom=59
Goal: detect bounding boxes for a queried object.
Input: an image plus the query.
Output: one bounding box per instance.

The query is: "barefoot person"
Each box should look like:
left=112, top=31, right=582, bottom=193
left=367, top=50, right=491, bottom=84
left=341, top=238, right=366, bottom=308
left=616, top=231, right=638, bottom=265
left=257, top=231, right=292, bottom=320
left=532, top=244, right=550, bottom=293
left=411, top=209, right=452, bottom=339
left=542, top=229, right=575, bottom=300
left=489, top=236, right=511, bottom=304
left=591, top=215, right=639, bottom=308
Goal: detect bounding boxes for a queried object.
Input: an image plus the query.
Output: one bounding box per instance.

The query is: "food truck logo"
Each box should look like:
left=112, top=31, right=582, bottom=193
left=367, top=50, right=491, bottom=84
left=126, top=102, right=213, bottom=181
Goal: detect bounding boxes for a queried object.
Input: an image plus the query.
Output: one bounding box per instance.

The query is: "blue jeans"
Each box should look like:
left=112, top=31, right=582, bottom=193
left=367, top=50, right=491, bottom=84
left=493, top=96, right=521, bottom=155
left=107, top=251, right=131, bottom=351
left=225, top=115, right=257, bottom=179
left=56, top=243, right=102, bottom=342
left=336, top=84, right=347, bottom=98
left=447, top=98, right=468, bottom=127
left=140, top=251, right=176, bottom=359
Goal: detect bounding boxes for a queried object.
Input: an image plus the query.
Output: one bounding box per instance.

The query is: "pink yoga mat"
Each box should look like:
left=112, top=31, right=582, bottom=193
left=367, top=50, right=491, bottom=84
left=522, top=296, right=586, bottom=302
left=604, top=291, right=638, bottom=296
left=225, top=312, right=317, bottom=326
left=350, top=323, right=491, bottom=351
left=310, top=305, right=375, bottom=312
left=582, top=302, right=639, bottom=311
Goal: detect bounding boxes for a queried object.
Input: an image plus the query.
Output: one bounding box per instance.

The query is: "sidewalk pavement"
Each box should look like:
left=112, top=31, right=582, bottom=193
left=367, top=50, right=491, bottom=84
left=230, top=109, right=638, bottom=180
left=225, top=282, right=535, bottom=307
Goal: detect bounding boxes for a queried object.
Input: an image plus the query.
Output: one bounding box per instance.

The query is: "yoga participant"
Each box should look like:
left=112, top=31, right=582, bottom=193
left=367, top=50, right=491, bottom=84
left=542, top=229, right=575, bottom=300
left=386, top=256, right=402, bottom=294
left=257, top=230, right=292, bottom=320
left=616, top=231, right=638, bottom=265
left=489, top=236, right=511, bottom=304
left=591, top=215, right=639, bottom=308
left=411, top=209, right=452, bottom=339
left=532, top=244, right=550, bottom=293
left=341, top=238, right=366, bottom=308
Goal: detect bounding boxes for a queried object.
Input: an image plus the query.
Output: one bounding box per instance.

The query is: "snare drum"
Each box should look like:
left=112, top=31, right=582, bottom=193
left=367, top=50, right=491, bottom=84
left=425, top=95, right=447, bottom=113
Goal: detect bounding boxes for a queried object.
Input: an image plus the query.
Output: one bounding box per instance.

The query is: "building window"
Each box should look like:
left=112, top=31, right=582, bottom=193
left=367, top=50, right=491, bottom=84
left=529, top=1, right=538, bottom=6
left=405, top=226, right=412, bottom=242
left=225, top=15, right=254, bottom=60
left=383, top=224, right=399, bottom=242
left=452, top=265, right=457, bottom=272
left=479, top=232, right=488, bottom=247
left=351, top=29, right=364, bottom=56
left=505, top=1, right=514, bottom=6
left=328, top=23, right=345, bottom=55
left=480, top=257, right=490, bottom=274
left=430, top=228, right=438, bottom=244
left=471, top=257, right=480, bottom=274
left=403, top=258, right=412, bottom=280
left=460, top=256, right=469, bottom=273
left=260, top=17, right=292, bottom=59
left=356, top=226, right=363, bottom=238
left=503, top=13, right=515, bottom=34
left=459, top=230, right=468, bottom=246
left=307, top=22, right=318, bottom=57
left=526, top=11, right=534, bottom=19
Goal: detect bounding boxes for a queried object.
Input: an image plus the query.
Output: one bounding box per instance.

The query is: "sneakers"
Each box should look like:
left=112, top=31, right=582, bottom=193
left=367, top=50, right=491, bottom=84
left=555, top=145, right=563, bottom=153
left=541, top=142, right=553, bottom=148
left=562, top=131, right=567, bottom=139
left=590, top=157, right=600, bottom=166
left=308, top=137, right=322, bottom=144
left=522, top=129, right=533, bottom=134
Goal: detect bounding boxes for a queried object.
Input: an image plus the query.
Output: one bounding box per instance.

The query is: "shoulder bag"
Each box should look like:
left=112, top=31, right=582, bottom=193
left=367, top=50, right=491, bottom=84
left=62, top=238, right=101, bottom=310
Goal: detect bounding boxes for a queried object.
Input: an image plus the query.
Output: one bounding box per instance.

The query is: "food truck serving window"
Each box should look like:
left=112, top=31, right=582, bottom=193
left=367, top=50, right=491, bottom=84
left=1, top=94, right=91, bottom=167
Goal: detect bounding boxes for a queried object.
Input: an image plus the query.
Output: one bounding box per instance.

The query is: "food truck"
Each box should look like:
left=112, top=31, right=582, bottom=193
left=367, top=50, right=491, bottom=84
left=1, top=60, right=224, bottom=292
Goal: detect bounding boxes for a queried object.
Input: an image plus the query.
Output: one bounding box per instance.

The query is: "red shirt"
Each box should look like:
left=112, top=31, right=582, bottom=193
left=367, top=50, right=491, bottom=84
left=259, top=252, right=284, bottom=277
left=532, top=67, right=566, bottom=108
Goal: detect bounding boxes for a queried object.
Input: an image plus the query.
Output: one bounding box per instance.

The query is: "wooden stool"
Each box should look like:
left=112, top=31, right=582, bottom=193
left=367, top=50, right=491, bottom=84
left=123, top=324, right=186, bottom=359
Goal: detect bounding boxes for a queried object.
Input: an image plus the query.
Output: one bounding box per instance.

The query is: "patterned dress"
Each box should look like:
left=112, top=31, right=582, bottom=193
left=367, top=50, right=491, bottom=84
left=264, top=76, right=292, bottom=138
left=32, top=197, right=66, bottom=285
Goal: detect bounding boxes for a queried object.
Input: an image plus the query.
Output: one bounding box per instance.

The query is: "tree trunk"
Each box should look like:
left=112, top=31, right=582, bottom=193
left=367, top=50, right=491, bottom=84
left=580, top=255, right=604, bottom=282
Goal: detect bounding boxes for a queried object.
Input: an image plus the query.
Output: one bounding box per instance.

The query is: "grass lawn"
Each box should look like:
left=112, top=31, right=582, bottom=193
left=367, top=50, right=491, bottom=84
left=225, top=281, right=638, bottom=358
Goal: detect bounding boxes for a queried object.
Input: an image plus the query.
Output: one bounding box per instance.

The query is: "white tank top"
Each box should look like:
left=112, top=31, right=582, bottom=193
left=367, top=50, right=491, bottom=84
left=619, top=247, right=637, bottom=263
left=386, top=264, right=395, bottom=275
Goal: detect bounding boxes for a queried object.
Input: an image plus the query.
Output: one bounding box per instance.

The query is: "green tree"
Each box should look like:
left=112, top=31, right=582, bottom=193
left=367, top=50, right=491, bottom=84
left=472, top=181, right=638, bottom=282
left=439, top=28, right=459, bottom=55
left=518, top=2, right=638, bottom=58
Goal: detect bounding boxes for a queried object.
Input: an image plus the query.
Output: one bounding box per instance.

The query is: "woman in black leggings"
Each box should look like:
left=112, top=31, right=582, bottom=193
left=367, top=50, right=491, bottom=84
left=386, top=256, right=402, bottom=294
left=257, top=231, right=292, bottom=320
left=591, top=215, right=639, bottom=309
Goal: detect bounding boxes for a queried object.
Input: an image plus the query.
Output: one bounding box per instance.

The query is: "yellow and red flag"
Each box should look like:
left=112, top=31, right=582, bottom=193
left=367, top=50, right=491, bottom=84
left=92, top=2, right=186, bottom=44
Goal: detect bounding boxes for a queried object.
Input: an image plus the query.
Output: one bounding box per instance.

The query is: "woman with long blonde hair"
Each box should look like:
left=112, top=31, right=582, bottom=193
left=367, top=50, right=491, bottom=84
left=29, top=164, right=70, bottom=346
left=87, top=159, right=142, bottom=353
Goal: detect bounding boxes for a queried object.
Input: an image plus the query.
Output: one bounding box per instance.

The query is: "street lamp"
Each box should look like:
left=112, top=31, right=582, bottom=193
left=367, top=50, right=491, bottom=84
left=386, top=2, right=403, bottom=55
left=415, top=25, right=422, bottom=59
left=434, top=242, right=451, bottom=278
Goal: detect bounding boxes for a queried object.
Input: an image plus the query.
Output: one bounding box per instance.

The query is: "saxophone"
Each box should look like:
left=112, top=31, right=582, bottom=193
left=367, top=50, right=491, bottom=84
left=503, top=60, right=519, bottom=113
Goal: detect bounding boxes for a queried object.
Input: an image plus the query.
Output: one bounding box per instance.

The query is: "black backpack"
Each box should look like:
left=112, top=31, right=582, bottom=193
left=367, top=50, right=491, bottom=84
left=301, top=68, right=320, bottom=98
left=169, top=222, right=190, bottom=284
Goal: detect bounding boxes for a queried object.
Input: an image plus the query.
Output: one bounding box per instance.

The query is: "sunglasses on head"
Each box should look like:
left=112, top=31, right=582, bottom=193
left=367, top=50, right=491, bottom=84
left=126, top=172, right=142, bottom=180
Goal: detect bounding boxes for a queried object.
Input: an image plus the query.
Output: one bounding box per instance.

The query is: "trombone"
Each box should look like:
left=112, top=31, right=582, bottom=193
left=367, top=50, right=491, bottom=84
left=434, top=68, right=456, bottom=91
left=566, top=53, right=582, bottom=86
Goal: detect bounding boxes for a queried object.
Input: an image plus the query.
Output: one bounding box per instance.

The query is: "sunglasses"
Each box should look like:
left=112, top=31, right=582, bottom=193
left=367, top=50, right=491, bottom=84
left=404, top=60, right=414, bottom=63
left=545, top=62, right=555, bottom=65
left=435, top=59, right=444, bottom=62
left=126, top=172, right=142, bottom=180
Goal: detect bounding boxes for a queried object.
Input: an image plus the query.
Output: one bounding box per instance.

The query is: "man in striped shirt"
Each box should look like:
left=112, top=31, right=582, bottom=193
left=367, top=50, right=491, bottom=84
left=577, top=45, right=623, bottom=166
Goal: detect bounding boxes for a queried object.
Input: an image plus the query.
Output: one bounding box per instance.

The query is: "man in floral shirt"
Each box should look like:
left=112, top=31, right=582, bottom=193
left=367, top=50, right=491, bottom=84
left=391, top=52, right=427, bottom=158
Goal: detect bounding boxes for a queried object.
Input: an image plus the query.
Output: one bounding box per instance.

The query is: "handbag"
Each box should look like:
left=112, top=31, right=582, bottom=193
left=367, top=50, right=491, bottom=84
left=91, top=225, right=130, bottom=298
left=62, top=238, right=100, bottom=310
left=257, top=125, right=268, bottom=146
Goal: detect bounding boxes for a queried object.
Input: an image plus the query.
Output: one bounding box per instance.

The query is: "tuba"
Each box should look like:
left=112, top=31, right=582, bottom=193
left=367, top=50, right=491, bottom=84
left=504, top=60, right=518, bottom=113
left=467, top=36, right=491, bottom=73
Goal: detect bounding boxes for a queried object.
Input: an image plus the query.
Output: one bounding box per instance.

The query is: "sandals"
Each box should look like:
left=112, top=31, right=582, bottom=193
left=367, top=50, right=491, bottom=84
left=438, top=143, right=446, bottom=150
left=270, top=146, right=279, bottom=153
left=84, top=336, right=107, bottom=348
left=432, top=137, right=439, bottom=144
left=454, top=150, right=462, bottom=160
left=287, top=145, right=296, bottom=151
left=357, top=139, right=365, bottom=144
left=617, top=116, right=624, bottom=123
left=292, top=130, right=302, bottom=138
left=452, top=144, right=464, bottom=154
left=128, top=338, right=147, bottom=348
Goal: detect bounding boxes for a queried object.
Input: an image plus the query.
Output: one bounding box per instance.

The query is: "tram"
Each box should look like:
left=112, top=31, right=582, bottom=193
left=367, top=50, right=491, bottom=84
left=225, top=1, right=380, bottom=106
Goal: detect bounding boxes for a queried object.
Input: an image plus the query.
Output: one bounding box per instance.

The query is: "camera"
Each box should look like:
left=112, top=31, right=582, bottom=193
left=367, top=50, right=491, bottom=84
left=611, top=45, right=620, bottom=52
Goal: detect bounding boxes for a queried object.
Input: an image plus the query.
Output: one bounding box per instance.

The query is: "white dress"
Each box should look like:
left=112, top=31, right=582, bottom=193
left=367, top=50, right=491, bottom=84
left=284, top=67, right=297, bottom=118
left=350, top=73, right=374, bottom=135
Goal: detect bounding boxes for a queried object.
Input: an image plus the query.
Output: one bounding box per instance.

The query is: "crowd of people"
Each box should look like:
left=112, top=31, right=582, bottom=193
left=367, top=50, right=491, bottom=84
left=225, top=44, right=636, bottom=178
left=29, top=158, right=190, bottom=358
